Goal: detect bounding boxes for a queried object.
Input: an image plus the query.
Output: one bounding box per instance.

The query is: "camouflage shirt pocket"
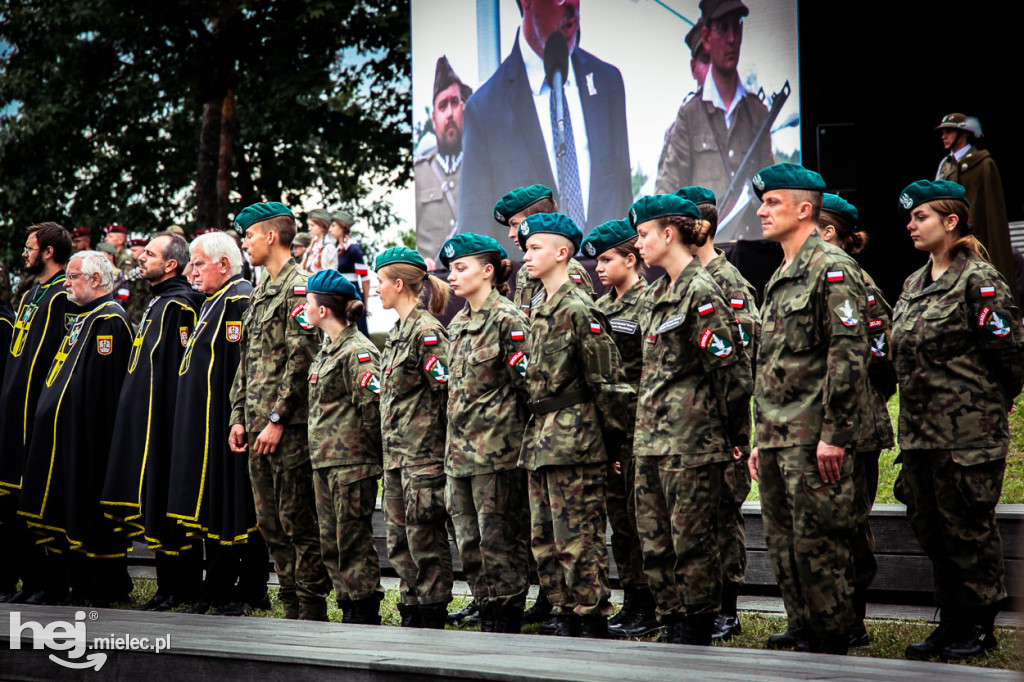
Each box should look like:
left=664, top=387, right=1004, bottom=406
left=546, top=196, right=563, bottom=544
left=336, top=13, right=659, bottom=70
left=468, top=341, right=501, bottom=388
left=384, top=347, right=422, bottom=397
left=920, top=301, right=969, bottom=360
left=780, top=292, right=817, bottom=352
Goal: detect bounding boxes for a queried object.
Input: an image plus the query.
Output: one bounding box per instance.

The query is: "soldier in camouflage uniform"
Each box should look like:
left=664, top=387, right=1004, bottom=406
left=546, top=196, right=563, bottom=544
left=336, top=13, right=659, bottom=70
left=747, top=164, right=870, bottom=656
left=517, top=213, right=634, bottom=638
left=102, top=224, right=136, bottom=274
left=676, top=186, right=759, bottom=642
left=579, top=220, right=658, bottom=637
left=816, top=194, right=896, bottom=648
left=228, top=202, right=330, bottom=621
left=375, top=246, right=454, bottom=629
left=628, top=195, right=752, bottom=645
left=893, top=180, right=1024, bottom=661
left=441, top=233, right=531, bottom=633
left=304, top=269, right=385, bottom=625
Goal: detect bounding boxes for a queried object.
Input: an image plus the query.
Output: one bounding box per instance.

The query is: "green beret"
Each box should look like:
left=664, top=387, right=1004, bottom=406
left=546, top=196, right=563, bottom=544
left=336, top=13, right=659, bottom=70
left=898, top=179, right=969, bottom=217
left=629, top=194, right=700, bottom=229
left=494, top=185, right=553, bottom=225
left=97, top=242, right=117, bottom=255
left=307, top=209, right=332, bottom=223
left=374, top=246, right=427, bottom=272
left=751, top=163, right=826, bottom=200
left=516, top=212, right=583, bottom=251
left=581, top=219, right=636, bottom=258
left=439, top=233, right=507, bottom=269
left=821, top=193, right=859, bottom=225
left=233, top=202, right=294, bottom=235
left=674, top=186, right=717, bottom=207
left=308, top=269, right=361, bottom=300
left=292, top=232, right=312, bottom=247
left=333, top=209, right=354, bottom=226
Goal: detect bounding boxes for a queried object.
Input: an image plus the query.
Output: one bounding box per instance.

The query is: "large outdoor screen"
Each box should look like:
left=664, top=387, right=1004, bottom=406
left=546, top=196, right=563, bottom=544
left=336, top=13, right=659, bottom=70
left=411, top=0, right=800, bottom=263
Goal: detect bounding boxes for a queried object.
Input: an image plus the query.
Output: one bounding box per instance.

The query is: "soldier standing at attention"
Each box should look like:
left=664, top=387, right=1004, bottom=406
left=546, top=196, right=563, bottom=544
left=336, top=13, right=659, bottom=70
left=893, top=180, right=1024, bottom=661
left=747, top=163, right=869, bottom=655
left=441, top=234, right=531, bottom=633
left=375, top=246, right=454, bottom=629
left=493, top=185, right=594, bottom=318
left=228, top=202, right=331, bottom=621
left=517, top=212, right=634, bottom=638
left=815, top=194, right=896, bottom=648
left=304, top=269, right=385, bottom=625
left=675, top=185, right=758, bottom=642
left=579, top=219, right=658, bottom=638
left=103, top=223, right=136, bottom=274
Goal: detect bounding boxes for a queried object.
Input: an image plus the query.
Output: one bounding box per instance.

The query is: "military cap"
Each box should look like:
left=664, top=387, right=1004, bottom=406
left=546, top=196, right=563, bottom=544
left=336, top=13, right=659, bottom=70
left=71, top=227, right=91, bottom=238
left=898, top=179, right=970, bottom=217
left=685, top=19, right=706, bottom=58
left=433, top=55, right=473, bottom=105
left=166, top=225, right=187, bottom=237
left=375, top=245, right=427, bottom=272
left=97, top=242, right=117, bottom=255
left=332, top=209, right=354, bottom=226
left=307, top=208, right=332, bottom=223
left=821, top=193, right=859, bottom=225
left=675, top=186, right=717, bottom=206
left=103, top=223, right=128, bottom=235
left=629, top=194, right=701, bottom=229
left=751, top=163, right=826, bottom=200
left=580, top=219, right=636, bottom=258
left=700, top=0, right=748, bottom=21
left=233, top=202, right=294, bottom=236
left=935, top=112, right=969, bottom=131
left=516, top=212, right=583, bottom=251
left=292, top=232, right=312, bottom=247
left=308, top=268, right=361, bottom=300
left=128, top=238, right=148, bottom=248
left=494, top=185, right=554, bottom=225
left=439, top=233, right=507, bottom=269
left=194, top=226, right=221, bottom=237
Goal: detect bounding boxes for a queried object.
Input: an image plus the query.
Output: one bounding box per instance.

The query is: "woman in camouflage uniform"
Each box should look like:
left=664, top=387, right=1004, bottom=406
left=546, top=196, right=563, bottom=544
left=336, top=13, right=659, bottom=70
left=630, top=194, right=752, bottom=646
left=893, top=180, right=1024, bottom=662
left=579, top=220, right=658, bottom=637
left=375, top=246, right=454, bottom=628
left=441, top=233, right=531, bottom=633
left=304, top=269, right=384, bottom=625
left=815, top=194, right=896, bottom=647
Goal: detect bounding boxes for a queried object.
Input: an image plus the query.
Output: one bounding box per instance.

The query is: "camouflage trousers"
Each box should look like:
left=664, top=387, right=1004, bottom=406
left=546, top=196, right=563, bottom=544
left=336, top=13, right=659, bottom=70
left=851, top=450, right=879, bottom=595
left=527, top=463, right=612, bottom=618
left=902, top=450, right=1007, bottom=608
left=312, top=467, right=384, bottom=603
left=606, top=455, right=648, bottom=590
left=634, top=456, right=724, bottom=619
left=249, top=442, right=331, bottom=612
left=718, top=456, right=751, bottom=589
left=382, top=462, right=453, bottom=607
left=757, top=445, right=855, bottom=637
left=445, top=470, right=529, bottom=609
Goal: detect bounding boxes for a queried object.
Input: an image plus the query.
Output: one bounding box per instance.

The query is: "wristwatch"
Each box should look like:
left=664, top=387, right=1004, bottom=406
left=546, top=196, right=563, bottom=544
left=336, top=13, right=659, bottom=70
left=269, top=411, right=282, bottom=424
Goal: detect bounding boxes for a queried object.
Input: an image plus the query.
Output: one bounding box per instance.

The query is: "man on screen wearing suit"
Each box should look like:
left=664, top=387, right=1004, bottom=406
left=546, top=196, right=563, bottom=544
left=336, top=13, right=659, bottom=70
left=457, top=0, right=631, bottom=245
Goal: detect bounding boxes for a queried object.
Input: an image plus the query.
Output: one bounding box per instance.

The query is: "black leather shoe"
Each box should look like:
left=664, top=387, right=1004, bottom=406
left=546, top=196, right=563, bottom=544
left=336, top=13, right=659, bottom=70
left=608, top=590, right=660, bottom=638
left=152, top=595, right=185, bottom=612
left=767, top=630, right=799, bottom=649
left=186, top=600, right=212, bottom=615
left=552, top=613, right=580, bottom=637
left=523, top=591, right=553, bottom=625
left=580, top=614, right=608, bottom=639
left=398, top=602, right=421, bottom=627
left=447, top=599, right=480, bottom=625
left=942, top=624, right=998, bottom=661
left=848, top=623, right=870, bottom=648
left=537, top=616, right=559, bottom=634
left=680, top=613, right=715, bottom=646
left=134, top=593, right=170, bottom=611
left=711, top=613, right=742, bottom=642
left=905, top=620, right=956, bottom=660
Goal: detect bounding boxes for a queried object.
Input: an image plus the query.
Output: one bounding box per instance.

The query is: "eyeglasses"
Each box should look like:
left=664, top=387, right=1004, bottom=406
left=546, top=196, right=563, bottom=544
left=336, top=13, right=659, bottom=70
left=66, top=272, right=86, bottom=280
left=22, top=246, right=39, bottom=253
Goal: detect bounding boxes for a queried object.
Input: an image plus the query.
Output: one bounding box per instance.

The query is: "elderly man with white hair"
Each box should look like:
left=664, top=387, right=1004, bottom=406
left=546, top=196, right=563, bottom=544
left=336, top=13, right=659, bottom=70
left=18, top=249, right=135, bottom=606
left=166, top=231, right=270, bottom=615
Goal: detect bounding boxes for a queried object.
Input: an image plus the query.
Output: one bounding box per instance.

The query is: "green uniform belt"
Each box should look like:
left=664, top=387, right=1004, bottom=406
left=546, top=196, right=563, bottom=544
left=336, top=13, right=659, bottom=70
left=530, top=388, right=591, bottom=416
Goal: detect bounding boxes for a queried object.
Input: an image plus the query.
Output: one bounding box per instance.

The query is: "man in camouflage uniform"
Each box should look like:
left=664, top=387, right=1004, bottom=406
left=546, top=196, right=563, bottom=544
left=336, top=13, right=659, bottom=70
left=228, top=202, right=330, bottom=620
left=103, top=224, right=136, bottom=274
left=517, top=213, right=634, bottom=638
left=748, top=164, right=869, bottom=655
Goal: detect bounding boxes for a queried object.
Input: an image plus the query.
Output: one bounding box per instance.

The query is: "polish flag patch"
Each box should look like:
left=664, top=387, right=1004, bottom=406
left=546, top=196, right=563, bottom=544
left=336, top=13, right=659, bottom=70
left=357, top=352, right=372, bottom=363
left=424, top=335, right=438, bottom=346
left=510, top=330, right=525, bottom=341
left=590, top=322, right=602, bottom=334
left=868, top=294, right=876, bottom=306
left=730, top=298, right=744, bottom=309
left=698, top=302, right=715, bottom=316
left=827, top=270, right=844, bottom=282
left=980, top=286, right=996, bottom=298
left=293, top=286, right=307, bottom=296
left=571, top=274, right=583, bottom=284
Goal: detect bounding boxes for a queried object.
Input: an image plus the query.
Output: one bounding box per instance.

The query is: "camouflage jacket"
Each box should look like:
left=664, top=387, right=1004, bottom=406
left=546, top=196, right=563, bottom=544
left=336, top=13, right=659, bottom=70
left=635, top=261, right=752, bottom=464
left=307, top=325, right=383, bottom=477
left=518, top=279, right=634, bottom=470
left=705, top=248, right=760, bottom=369
left=858, top=271, right=896, bottom=452
left=514, top=257, right=594, bottom=316
left=446, top=288, right=531, bottom=476
left=595, top=278, right=647, bottom=390
left=379, top=305, right=448, bottom=470
left=893, top=250, right=1024, bottom=463
left=229, top=260, right=319, bottom=461
left=754, top=232, right=869, bottom=450
left=115, top=248, right=136, bottom=275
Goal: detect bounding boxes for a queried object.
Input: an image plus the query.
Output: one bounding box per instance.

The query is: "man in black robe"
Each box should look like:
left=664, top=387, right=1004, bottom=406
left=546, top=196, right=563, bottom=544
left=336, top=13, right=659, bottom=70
left=167, top=231, right=269, bottom=614
left=101, top=232, right=205, bottom=611
left=0, top=223, right=72, bottom=604
left=18, top=250, right=134, bottom=606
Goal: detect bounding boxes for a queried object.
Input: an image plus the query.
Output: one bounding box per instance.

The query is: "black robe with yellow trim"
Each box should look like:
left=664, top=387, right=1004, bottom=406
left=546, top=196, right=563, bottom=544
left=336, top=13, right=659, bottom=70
left=0, top=272, right=70, bottom=495
left=166, top=275, right=257, bottom=544
left=18, top=294, right=133, bottom=557
left=101, top=276, right=204, bottom=550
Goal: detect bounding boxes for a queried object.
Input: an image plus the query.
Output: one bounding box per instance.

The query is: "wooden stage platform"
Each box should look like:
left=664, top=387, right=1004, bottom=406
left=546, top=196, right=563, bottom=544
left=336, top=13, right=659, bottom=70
left=1, top=604, right=1017, bottom=681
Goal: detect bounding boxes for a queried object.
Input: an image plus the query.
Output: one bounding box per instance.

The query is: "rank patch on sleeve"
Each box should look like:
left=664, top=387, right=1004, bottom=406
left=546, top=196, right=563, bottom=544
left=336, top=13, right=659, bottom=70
left=699, top=328, right=733, bottom=358
left=179, top=326, right=189, bottom=347
left=730, top=297, right=745, bottom=309
left=978, top=306, right=1011, bottom=337
left=827, top=270, right=844, bottom=282
left=698, top=302, right=715, bottom=316
left=97, top=335, right=113, bottom=355
left=424, top=334, right=439, bottom=346
left=293, top=286, right=307, bottom=296
left=508, top=350, right=529, bottom=377
left=833, top=299, right=859, bottom=326
left=870, top=332, right=888, bottom=358
left=424, top=355, right=449, bottom=383
left=359, top=370, right=381, bottom=394
left=980, top=286, right=996, bottom=298
left=290, top=303, right=315, bottom=330
left=510, top=330, right=525, bottom=341
left=357, top=352, right=372, bottom=363
left=590, top=322, right=602, bottom=334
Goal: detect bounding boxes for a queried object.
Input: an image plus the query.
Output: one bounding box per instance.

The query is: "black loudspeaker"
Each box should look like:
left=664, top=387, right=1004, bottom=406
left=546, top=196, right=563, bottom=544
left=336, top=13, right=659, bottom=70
left=816, top=123, right=857, bottom=192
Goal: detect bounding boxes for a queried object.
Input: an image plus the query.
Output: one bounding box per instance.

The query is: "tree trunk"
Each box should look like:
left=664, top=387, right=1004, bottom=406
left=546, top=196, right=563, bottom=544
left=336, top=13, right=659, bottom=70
left=195, top=98, right=223, bottom=230
left=215, top=89, right=235, bottom=230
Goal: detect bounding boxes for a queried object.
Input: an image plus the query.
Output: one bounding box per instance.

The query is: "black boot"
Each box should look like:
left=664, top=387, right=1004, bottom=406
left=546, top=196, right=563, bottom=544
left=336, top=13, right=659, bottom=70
left=479, top=601, right=497, bottom=632
left=661, top=613, right=685, bottom=644
left=942, top=605, right=998, bottom=661
left=848, top=589, right=870, bottom=648
left=419, top=605, right=448, bottom=629
left=552, top=613, right=580, bottom=637
left=905, top=607, right=959, bottom=660
left=347, top=596, right=382, bottom=625
left=609, top=588, right=660, bottom=637
left=767, top=629, right=813, bottom=651
left=609, top=587, right=637, bottom=626
left=494, top=605, right=524, bottom=634
left=447, top=599, right=480, bottom=625
left=680, top=613, right=715, bottom=646
left=339, top=599, right=354, bottom=623
left=580, top=614, right=608, bottom=639
left=712, top=583, right=742, bottom=642
left=523, top=590, right=553, bottom=624
left=397, top=602, right=421, bottom=627
left=815, top=632, right=849, bottom=656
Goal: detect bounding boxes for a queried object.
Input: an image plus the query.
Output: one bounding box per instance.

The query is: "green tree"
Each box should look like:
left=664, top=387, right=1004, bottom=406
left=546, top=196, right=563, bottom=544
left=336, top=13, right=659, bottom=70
left=0, top=0, right=410, bottom=254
